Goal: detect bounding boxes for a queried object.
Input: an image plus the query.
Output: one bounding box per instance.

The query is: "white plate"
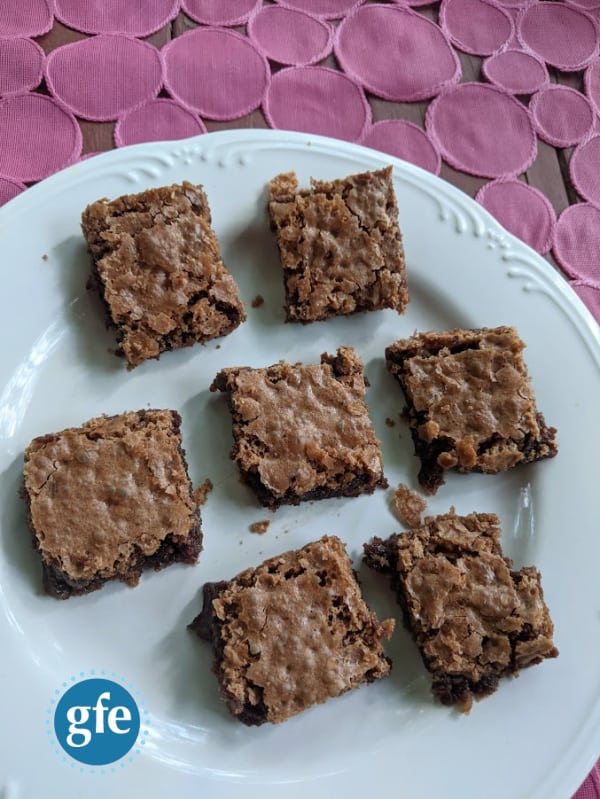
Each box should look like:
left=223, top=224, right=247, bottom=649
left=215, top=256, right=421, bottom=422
left=0, top=130, right=598, bottom=799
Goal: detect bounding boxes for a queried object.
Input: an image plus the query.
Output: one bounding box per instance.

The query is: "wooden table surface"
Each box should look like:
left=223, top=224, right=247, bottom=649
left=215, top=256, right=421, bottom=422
left=37, top=7, right=579, bottom=251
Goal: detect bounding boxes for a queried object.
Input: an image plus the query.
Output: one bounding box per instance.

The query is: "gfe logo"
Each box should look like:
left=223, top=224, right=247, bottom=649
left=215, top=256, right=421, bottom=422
left=54, top=678, right=141, bottom=766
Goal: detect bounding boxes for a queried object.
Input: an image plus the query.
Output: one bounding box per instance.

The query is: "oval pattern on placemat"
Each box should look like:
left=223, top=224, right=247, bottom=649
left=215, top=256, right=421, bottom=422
left=164, top=27, right=269, bottom=120
left=439, top=0, right=513, bottom=56
left=553, top=203, right=600, bottom=283
left=483, top=50, right=549, bottom=95
left=248, top=6, right=333, bottom=66
left=114, top=99, right=206, bottom=147
left=0, top=93, right=81, bottom=181
left=530, top=85, right=595, bottom=148
left=264, top=66, right=370, bottom=142
left=335, top=4, right=460, bottom=102
left=181, top=0, right=261, bottom=26
left=53, top=0, right=179, bottom=36
left=476, top=179, right=556, bottom=254
left=360, top=120, right=441, bottom=175
left=426, top=82, right=537, bottom=178
left=45, top=35, right=163, bottom=121
left=0, top=37, right=45, bottom=96
left=0, top=0, right=53, bottom=37
left=518, top=2, right=599, bottom=71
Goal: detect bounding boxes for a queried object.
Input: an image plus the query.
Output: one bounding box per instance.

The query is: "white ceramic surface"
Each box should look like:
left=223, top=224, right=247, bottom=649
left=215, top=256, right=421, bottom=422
left=0, top=130, right=598, bottom=799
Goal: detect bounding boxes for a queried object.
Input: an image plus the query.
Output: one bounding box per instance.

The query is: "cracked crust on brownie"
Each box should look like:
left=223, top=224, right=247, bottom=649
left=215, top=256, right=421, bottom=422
left=189, top=535, right=394, bottom=725
left=364, top=511, right=558, bottom=711
left=81, top=182, right=246, bottom=369
left=268, top=166, right=409, bottom=322
left=385, top=326, right=558, bottom=493
left=22, top=409, right=202, bottom=598
left=210, top=346, right=387, bottom=508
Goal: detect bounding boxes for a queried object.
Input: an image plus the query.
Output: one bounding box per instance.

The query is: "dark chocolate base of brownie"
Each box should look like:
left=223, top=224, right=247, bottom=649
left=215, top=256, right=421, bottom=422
left=406, top=410, right=557, bottom=493
left=40, top=525, right=203, bottom=600
left=240, top=469, right=388, bottom=510
left=364, top=513, right=558, bottom=710
left=189, top=581, right=270, bottom=725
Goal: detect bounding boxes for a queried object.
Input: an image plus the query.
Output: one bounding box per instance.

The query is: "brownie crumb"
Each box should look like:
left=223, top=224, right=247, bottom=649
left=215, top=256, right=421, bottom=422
left=41, top=253, right=48, bottom=261
left=249, top=520, right=270, bottom=534
left=385, top=417, right=395, bottom=428
left=391, top=483, right=427, bottom=528
left=251, top=294, right=265, bottom=308
left=194, top=478, right=213, bottom=507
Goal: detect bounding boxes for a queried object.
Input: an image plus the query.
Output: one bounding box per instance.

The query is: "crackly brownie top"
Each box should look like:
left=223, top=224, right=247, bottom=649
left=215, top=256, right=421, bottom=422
left=23, top=410, right=197, bottom=581
left=209, top=535, right=394, bottom=723
left=211, top=347, right=384, bottom=498
left=387, top=326, right=548, bottom=469
left=367, top=512, right=557, bottom=683
left=268, top=166, right=408, bottom=321
left=81, top=181, right=245, bottom=364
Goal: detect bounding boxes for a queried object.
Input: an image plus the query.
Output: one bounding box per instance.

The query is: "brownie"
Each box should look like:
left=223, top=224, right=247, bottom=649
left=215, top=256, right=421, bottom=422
left=211, top=346, right=387, bottom=508
left=22, top=409, right=202, bottom=598
left=190, top=535, right=394, bottom=725
left=364, top=511, right=558, bottom=711
left=385, top=326, right=558, bottom=493
left=81, top=182, right=246, bottom=369
left=268, top=166, right=409, bottom=322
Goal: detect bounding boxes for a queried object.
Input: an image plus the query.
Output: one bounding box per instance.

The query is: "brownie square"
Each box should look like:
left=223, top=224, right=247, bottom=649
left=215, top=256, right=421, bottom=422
left=211, top=346, right=387, bottom=508
left=364, top=511, right=558, bottom=711
left=268, top=166, right=409, bottom=322
left=22, top=409, right=202, bottom=598
left=385, top=326, right=558, bottom=493
left=81, top=181, right=246, bottom=369
left=190, top=535, right=394, bottom=725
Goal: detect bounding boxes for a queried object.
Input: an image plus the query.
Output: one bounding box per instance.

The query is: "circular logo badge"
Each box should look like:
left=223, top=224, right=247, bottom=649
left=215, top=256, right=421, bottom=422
left=54, top=678, right=140, bottom=766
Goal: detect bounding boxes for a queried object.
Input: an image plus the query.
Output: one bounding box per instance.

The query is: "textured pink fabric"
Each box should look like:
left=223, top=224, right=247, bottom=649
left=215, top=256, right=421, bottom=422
left=571, top=281, right=600, bottom=323
left=359, top=120, right=441, bottom=175
left=334, top=4, right=460, bottom=102
left=394, top=0, right=443, bottom=7
left=53, top=0, right=180, bottom=36
left=483, top=49, right=548, bottom=95
left=181, top=0, right=260, bottom=26
left=530, top=85, right=595, bottom=148
left=518, top=3, right=599, bottom=71
left=163, top=28, right=269, bottom=120
left=573, top=763, right=600, bottom=799
left=0, top=93, right=81, bottom=181
left=584, top=60, right=600, bottom=117
left=490, top=0, right=532, bottom=6
left=247, top=6, right=333, bottom=66
left=0, top=37, right=45, bottom=96
left=45, top=35, right=163, bottom=122
left=565, top=0, right=600, bottom=9
left=0, top=0, right=53, bottom=37
left=263, top=65, right=370, bottom=142
left=0, top=176, right=25, bottom=206
left=273, top=0, right=364, bottom=19
left=476, top=179, right=556, bottom=254
left=439, top=0, right=513, bottom=56
left=114, top=98, right=206, bottom=147
left=553, top=203, right=600, bottom=283
left=426, top=83, right=537, bottom=178
left=529, top=85, right=594, bottom=147
left=570, top=136, right=600, bottom=206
